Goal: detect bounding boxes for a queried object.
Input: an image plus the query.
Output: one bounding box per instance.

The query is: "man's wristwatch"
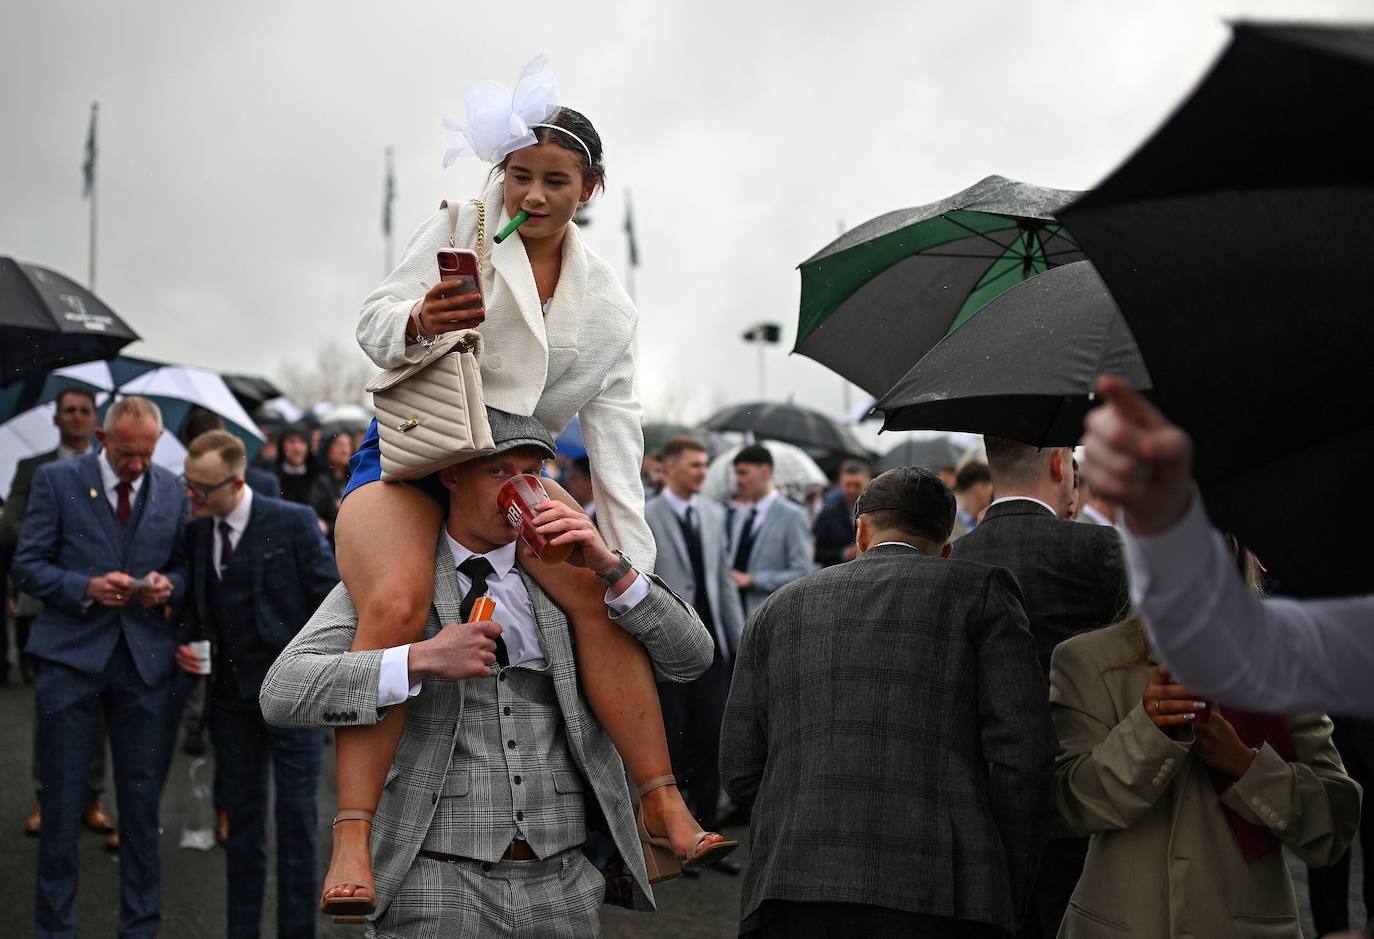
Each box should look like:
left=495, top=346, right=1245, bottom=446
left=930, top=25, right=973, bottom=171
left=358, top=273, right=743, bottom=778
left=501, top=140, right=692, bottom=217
left=596, top=550, right=634, bottom=586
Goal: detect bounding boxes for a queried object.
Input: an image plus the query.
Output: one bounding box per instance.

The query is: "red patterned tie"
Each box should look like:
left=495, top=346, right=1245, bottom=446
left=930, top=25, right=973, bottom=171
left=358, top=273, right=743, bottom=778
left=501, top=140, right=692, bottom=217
left=115, top=481, right=132, bottom=524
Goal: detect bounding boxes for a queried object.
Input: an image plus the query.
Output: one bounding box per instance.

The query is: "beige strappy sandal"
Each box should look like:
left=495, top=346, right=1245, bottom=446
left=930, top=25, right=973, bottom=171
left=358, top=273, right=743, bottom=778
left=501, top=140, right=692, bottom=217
left=320, top=810, right=376, bottom=924
left=636, top=776, right=739, bottom=882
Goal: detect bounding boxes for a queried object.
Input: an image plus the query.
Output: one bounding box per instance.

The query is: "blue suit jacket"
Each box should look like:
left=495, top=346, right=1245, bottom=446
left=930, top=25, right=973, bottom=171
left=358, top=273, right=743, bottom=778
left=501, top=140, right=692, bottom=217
left=187, top=493, right=339, bottom=696
left=14, top=452, right=191, bottom=686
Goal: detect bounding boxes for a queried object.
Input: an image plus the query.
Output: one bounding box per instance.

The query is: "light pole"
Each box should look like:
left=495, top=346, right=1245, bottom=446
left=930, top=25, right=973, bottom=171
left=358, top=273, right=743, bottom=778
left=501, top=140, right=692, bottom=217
left=741, top=321, right=782, bottom=399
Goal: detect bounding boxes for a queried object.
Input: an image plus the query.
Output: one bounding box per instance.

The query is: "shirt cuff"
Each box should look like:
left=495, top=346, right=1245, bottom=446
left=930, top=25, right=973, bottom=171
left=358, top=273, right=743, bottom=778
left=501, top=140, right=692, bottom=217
left=1122, top=487, right=1217, bottom=607
left=605, top=572, right=650, bottom=615
left=377, top=645, right=423, bottom=706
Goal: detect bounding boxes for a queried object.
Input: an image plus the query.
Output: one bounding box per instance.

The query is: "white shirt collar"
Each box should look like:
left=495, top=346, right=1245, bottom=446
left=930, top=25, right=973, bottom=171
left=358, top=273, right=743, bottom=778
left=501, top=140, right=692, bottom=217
left=1079, top=504, right=1116, bottom=527
left=444, top=529, right=518, bottom=581
left=873, top=540, right=923, bottom=553
left=216, top=485, right=253, bottom=533
left=57, top=442, right=90, bottom=461
left=744, top=488, right=779, bottom=519
left=661, top=487, right=698, bottom=520
left=98, top=451, right=145, bottom=498
left=990, top=495, right=1057, bottom=518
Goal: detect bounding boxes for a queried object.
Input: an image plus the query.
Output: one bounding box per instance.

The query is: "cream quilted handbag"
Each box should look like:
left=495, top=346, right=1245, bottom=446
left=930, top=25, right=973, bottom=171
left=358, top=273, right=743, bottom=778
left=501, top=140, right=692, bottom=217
left=365, top=199, right=495, bottom=480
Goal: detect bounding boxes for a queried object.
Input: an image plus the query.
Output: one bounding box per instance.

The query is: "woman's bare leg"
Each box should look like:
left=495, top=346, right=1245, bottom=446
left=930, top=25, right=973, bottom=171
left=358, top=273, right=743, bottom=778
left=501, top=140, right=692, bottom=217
left=525, top=480, right=726, bottom=858
left=322, top=482, right=444, bottom=905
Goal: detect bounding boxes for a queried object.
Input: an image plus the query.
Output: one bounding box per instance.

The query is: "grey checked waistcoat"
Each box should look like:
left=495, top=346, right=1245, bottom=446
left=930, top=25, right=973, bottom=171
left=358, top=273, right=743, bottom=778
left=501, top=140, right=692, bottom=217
left=421, top=661, right=587, bottom=862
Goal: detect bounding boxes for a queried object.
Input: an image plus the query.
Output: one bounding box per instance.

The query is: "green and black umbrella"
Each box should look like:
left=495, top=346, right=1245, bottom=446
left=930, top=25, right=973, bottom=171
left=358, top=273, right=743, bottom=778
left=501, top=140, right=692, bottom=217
left=795, top=175, right=1083, bottom=398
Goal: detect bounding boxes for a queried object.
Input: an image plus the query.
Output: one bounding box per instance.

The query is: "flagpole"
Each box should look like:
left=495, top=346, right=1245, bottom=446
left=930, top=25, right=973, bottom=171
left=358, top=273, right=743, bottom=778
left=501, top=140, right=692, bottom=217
left=383, top=147, right=395, bottom=276
left=86, top=102, right=99, bottom=291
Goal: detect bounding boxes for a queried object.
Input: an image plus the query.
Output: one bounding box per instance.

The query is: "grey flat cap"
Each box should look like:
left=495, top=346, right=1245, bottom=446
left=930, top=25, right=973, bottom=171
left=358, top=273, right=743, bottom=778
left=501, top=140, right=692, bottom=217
left=486, top=407, right=556, bottom=460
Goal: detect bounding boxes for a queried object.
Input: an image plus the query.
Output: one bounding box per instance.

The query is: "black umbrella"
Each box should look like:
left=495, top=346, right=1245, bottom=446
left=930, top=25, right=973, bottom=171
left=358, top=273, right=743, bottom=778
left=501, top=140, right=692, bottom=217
left=795, top=175, right=1084, bottom=397
left=1060, top=22, right=1374, bottom=597
left=641, top=422, right=693, bottom=451
left=222, top=374, right=286, bottom=414
left=876, top=262, right=1151, bottom=447
left=0, top=258, right=140, bottom=384
left=876, top=436, right=969, bottom=472
left=701, top=402, right=872, bottom=458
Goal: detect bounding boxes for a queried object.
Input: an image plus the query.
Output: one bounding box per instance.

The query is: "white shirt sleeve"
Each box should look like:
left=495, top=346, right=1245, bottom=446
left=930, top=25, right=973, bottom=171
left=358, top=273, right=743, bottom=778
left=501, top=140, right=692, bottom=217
left=1126, top=491, right=1374, bottom=715
left=377, top=645, right=423, bottom=706
left=605, top=572, right=650, bottom=615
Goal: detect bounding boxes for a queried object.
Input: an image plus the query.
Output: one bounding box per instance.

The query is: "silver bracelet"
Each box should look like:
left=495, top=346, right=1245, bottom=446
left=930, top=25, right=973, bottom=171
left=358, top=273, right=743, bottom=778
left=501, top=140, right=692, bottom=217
left=410, top=310, right=437, bottom=351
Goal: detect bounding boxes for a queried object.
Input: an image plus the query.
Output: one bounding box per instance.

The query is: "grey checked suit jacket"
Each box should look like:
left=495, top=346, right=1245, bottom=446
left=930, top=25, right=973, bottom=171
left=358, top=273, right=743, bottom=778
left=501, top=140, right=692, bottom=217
left=259, top=533, right=713, bottom=923
left=729, top=494, right=816, bottom=616
left=720, top=545, right=1051, bottom=934
left=644, top=494, right=746, bottom=654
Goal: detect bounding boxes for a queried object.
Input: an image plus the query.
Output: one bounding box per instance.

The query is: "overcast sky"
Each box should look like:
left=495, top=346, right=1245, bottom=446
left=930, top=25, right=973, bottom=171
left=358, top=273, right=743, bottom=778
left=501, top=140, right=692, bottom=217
left=3, top=0, right=1368, bottom=432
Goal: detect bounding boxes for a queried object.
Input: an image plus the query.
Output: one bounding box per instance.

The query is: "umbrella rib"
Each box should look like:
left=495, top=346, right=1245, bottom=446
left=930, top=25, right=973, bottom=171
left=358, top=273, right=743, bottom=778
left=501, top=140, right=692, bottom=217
left=939, top=213, right=1037, bottom=257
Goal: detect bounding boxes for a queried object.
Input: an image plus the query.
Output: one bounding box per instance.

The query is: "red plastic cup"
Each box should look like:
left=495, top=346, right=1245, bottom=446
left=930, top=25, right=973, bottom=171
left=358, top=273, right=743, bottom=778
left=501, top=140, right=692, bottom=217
left=497, top=474, right=573, bottom=564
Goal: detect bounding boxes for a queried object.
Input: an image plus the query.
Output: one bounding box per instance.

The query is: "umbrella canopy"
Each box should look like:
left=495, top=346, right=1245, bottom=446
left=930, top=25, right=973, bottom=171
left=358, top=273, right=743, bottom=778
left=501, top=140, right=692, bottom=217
left=876, top=435, right=971, bottom=473
left=795, top=176, right=1084, bottom=397
left=702, top=441, right=830, bottom=505
left=0, top=258, right=140, bottom=384
left=701, top=402, right=872, bottom=458
left=876, top=261, right=1152, bottom=446
left=642, top=422, right=693, bottom=451
left=0, top=356, right=263, bottom=458
left=222, top=374, right=286, bottom=414
left=1060, top=21, right=1374, bottom=597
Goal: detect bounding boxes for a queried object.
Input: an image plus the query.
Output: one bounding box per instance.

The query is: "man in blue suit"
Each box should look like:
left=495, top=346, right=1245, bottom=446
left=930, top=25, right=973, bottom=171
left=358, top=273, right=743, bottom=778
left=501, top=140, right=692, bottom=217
left=728, top=445, right=816, bottom=616
left=14, top=396, right=190, bottom=939
left=174, top=429, right=338, bottom=939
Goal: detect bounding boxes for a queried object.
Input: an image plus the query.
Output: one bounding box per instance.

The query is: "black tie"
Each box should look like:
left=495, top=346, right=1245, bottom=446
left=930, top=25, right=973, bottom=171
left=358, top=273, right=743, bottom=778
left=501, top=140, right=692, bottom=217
left=677, top=507, right=717, bottom=638
left=733, top=508, right=758, bottom=574
left=458, top=556, right=507, bottom=668
left=217, top=520, right=234, bottom=577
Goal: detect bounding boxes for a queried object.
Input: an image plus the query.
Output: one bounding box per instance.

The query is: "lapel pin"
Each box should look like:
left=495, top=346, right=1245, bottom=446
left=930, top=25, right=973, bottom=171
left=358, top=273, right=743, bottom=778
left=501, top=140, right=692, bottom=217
left=89, top=487, right=99, bottom=499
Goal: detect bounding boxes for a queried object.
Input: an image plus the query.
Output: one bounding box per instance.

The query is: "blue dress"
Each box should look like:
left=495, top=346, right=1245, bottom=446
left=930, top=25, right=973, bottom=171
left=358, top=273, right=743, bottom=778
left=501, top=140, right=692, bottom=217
left=342, top=419, right=448, bottom=504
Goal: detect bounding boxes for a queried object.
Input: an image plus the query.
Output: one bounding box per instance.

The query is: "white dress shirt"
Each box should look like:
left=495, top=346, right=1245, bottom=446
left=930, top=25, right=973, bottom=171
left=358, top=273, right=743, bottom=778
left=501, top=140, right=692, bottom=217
left=740, top=489, right=780, bottom=533
left=213, top=488, right=253, bottom=577
left=989, top=495, right=1057, bottom=517
left=97, top=454, right=146, bottom=513
left=1126, top=491, right=1374, bottom=715
left=661, top=487, right=696, bottom=523
left=377, top=532, right=651, bottom=705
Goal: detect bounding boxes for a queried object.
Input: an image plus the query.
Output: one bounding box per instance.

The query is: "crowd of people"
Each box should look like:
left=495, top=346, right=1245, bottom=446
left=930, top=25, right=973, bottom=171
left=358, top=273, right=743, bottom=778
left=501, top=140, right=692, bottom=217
left=3, top=54, right=1373, bottom=939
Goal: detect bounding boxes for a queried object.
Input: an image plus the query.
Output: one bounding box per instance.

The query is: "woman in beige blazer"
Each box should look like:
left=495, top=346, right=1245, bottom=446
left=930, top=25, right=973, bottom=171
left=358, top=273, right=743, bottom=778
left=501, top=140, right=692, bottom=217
left=1051, top=607, right=1361, bottom=938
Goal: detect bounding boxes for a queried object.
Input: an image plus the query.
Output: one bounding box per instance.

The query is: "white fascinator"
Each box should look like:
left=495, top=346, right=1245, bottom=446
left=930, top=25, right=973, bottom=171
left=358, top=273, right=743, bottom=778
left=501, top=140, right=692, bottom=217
left=442, top=55, right=561, bottom=167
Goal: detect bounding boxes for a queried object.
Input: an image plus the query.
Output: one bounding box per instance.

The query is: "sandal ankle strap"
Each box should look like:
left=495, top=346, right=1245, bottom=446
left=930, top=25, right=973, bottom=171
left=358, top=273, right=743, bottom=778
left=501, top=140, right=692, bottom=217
left=333, top=809, right=375, bottom=827
left=636, top=775, right=678, bottom=798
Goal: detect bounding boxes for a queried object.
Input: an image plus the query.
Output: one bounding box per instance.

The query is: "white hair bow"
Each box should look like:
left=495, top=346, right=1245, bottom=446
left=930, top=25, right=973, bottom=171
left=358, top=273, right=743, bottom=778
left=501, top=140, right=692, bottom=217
left=442, top=55, right=561, bottom=167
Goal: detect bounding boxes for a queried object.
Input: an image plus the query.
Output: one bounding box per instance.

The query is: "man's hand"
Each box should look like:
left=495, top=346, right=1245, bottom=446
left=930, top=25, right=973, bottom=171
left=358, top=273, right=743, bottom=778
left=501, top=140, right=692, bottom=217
left=86, top=571, right=134, bottom=607
left=137, top=571, right=173, bottom=607
left=175, top=643, right=203, bottom=675
left=528, top=500, right=619, bottom=577
left=1080, top=375, right=1194, bottom=536
left=731, top=570, right=754, bottom=589
left=1192, top=705, right=1257, bottom=782
left=410, top=620, right=502, bottom=681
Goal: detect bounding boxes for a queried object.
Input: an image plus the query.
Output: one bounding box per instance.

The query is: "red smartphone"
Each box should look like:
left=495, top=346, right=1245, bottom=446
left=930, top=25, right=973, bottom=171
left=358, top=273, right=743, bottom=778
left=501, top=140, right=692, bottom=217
left=437, top=249, right=481, bottom=295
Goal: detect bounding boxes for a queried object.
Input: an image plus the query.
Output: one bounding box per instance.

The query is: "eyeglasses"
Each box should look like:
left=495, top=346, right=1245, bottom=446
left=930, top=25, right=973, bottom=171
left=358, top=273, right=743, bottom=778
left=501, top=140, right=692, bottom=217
left=177, top=474, right=236, bottom=499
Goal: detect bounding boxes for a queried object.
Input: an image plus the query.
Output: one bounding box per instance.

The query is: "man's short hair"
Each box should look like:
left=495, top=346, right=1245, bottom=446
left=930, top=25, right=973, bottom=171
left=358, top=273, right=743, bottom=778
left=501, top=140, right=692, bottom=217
left=839, top=459, right=872, bottom=478
left=954, top=461, right=992, bottom=492
left=733, top=444, right=773, bottom=468
left=568, top=456, right=591, bottom=476
left=983, top=436, right=1053, bottom=485
left=661, top=436, right=708, bottom=460
left=104, top=396, right=163, bottom=433
left=187, top=429, right=247, bottom=474
left=181, top=408, right=225, bottom=445
left=55, top=386, right=97, bottom=411
left=855, top=466, right=955, bottom=544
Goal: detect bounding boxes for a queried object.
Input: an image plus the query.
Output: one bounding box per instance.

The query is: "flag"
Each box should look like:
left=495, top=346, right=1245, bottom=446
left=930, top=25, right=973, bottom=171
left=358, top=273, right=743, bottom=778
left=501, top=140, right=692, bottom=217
left=623, top=190, right=639, bottom=268
left=382, top=147, right=395, bottom=237
left=82, top=102, right=98, bottom=199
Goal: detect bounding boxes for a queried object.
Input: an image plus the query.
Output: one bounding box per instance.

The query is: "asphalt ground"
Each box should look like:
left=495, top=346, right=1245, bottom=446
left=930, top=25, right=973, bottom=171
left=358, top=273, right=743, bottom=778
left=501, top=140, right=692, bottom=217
left=0, top=672, right=1362, bottom=938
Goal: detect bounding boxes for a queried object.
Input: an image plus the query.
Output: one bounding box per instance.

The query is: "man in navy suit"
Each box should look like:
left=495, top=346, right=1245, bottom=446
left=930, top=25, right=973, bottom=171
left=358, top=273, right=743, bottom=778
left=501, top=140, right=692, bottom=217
left=174, top=429, right=338, bottom=939
left=14, top=396, right=190, bottom=939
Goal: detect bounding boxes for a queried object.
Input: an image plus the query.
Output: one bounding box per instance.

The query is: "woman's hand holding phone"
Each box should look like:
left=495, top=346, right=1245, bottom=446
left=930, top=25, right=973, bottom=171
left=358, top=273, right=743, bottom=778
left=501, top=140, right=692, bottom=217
left=416, top=278, right=485, bottom=336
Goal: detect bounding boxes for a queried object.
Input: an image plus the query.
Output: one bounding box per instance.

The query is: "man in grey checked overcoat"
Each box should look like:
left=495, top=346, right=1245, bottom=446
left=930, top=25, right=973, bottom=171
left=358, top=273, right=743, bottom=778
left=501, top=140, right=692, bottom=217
left=260, top=410, right=713, bottom=938
left=722, top=466, right=1052, bottom=939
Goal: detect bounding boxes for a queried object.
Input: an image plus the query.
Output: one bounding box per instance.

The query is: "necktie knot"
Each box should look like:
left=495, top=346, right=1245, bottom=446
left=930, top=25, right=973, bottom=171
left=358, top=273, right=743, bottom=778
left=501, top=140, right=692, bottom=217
left=217, top=520, right=232, bottom=537
left=459, top=556, right=495, bottom=582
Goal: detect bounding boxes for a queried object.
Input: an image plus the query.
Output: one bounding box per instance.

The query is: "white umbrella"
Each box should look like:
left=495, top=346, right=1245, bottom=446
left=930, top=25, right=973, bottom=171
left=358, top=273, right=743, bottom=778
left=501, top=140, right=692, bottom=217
left=702, top=440, right=830, bottom=505
left=0, top=400, right=188, bottom=498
